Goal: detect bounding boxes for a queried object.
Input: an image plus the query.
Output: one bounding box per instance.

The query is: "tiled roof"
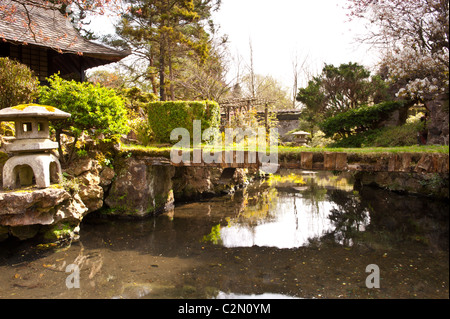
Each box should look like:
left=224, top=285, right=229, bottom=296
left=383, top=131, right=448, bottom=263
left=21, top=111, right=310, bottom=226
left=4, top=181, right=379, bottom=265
left=0, top=3, right=130, bottom=62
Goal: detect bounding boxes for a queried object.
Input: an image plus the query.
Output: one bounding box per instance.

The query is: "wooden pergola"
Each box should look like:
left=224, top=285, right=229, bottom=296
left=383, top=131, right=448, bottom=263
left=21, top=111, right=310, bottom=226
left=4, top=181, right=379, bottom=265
left=219, top=97, right=276, bottom=127
left=0, top=4, right=130, bottom=82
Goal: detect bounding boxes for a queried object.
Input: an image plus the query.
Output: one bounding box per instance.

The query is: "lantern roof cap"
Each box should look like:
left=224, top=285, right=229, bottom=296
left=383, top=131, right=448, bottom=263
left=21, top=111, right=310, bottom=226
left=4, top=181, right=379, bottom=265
left=0, top=104, right=71, bottom=121
left=291, top=131, right=311, bottom=135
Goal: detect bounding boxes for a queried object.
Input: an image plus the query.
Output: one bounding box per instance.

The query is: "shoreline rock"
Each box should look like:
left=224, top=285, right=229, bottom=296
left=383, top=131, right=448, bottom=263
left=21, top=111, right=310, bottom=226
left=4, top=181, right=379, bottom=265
left=0, top=187, right=88, bottom=241
left=104, top=157, right=175, bottom=217
left=354, top=171, right=449, bottom=198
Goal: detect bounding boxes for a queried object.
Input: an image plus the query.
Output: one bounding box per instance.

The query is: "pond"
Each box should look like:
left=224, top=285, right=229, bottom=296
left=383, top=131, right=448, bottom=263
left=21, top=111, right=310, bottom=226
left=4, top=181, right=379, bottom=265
left=0, top=170, right=448, bottom=299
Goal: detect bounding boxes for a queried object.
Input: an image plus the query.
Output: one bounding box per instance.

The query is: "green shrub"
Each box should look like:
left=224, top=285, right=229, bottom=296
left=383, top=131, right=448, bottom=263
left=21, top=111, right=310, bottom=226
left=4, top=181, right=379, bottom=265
left=118, top=87, right=158, bottom=146
left=320, top=101, right=406, bottom=138
left=129, top=117, right=154, bottom=146
left=328, top=121, right=425, bottom=148
left=147, top=100, right=220, bottom=144
left=328, top=130, right=381, bottom=148
left=371, top=121, right=425, bottom=147
left=0, top=57, right=39, bottom=109
left=39, top=74, right=130, bottom=162
left=309, top=130, right=335, bottom=147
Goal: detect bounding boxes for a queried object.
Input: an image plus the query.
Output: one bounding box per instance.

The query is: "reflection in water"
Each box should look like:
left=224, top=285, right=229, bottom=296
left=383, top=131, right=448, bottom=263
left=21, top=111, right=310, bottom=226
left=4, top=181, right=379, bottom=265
left=328, top=191, right=371, bottom=246
left=221, top=196, right=336, bottom=248
left=0, top=170, right=448, bottom=299
left=217, top=171, right=370, bottom=249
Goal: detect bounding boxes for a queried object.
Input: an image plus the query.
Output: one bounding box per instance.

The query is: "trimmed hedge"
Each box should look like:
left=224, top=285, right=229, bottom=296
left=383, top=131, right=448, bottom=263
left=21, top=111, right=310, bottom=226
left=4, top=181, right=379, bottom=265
left=319, top=101, right=406, bottom=138
left=147, top=100, right=220, bottom=143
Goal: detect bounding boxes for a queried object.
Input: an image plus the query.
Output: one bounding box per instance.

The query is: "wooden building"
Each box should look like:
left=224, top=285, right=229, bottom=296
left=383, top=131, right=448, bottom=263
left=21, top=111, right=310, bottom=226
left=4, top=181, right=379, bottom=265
left=0, top=4, right=130, bottom=82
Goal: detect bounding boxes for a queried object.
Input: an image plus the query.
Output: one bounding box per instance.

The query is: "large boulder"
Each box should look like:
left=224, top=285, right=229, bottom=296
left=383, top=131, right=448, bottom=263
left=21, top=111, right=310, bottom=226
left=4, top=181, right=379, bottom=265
left=0, top=188, right=70, bottom=221
left=172, top=167, right=252, bottom=202
left=78, top=171, right=104, bottom=212
left=65, top=158, right=106, bottom=213
left=0, top=187, right=88, bottom=241
left=104, top=157, right=175, bottom=217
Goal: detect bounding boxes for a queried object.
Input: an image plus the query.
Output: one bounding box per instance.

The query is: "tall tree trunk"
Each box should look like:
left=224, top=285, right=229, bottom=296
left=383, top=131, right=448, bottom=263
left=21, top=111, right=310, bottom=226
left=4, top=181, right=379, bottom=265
left=249, top=39, right=256, bottom=99
left=149, top=52, right=158, bottom=95
left=168, top=45, right=175, bottom=101
left=159, top=41, right=166, bottom=101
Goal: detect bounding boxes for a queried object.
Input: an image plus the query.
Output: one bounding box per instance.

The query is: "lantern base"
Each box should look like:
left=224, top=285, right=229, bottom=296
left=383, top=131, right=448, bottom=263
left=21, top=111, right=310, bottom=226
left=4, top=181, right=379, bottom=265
left=2, top=153, right=62, bottom=189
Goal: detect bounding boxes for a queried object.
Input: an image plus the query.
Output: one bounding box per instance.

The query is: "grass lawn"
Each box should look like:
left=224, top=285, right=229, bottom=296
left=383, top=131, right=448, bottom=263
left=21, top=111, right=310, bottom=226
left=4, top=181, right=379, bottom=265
left=278, top=145, right=449, bottom=154
left=122, top=143, right=449, bottom=157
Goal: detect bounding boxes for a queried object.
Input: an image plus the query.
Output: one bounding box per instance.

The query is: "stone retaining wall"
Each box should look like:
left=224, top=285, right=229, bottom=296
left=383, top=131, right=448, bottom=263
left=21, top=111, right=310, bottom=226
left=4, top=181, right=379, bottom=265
left=279, top=152, right=449, bottom=174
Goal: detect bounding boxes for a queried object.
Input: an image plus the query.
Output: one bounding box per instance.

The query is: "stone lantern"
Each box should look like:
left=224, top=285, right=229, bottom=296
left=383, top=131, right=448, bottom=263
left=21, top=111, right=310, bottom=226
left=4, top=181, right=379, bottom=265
left=0, top=104, right=70, bottom=189
left=292, top=131, right=311, bottom=147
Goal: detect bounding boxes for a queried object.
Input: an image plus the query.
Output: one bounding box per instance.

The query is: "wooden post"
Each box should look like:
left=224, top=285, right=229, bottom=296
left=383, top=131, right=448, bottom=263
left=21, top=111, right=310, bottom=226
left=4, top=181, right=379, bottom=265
left=324, top=152, right=337, bottom=170
left=301, top=152, right=313, bottom=170
left=335, top=153, right=348, bottom=171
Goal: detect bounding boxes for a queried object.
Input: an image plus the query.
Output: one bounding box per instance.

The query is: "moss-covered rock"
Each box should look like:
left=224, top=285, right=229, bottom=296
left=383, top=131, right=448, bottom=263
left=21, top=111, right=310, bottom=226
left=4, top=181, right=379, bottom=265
left=0, top=188, right=88, bottom=242
left=43, top=222, right=79, bottom=242
left=104, top=156, right=175, bottom=217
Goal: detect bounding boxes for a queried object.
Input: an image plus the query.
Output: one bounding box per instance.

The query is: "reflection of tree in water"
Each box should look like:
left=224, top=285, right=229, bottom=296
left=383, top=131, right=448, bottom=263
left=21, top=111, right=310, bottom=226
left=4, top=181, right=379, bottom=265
left=202, top=224, right=222, bottom=245
left=202, top=187, right=280, bottom=245
left=231, top=173, right=370, bottom=247
left=233, top=187, right=279, bottom=226
left=316, top=187, right=449, bottom=251
left=357, top=188, right=449, bottom=251
left=299, top=177, right=328, bottom=215
left=327, top=190, right=370, bottom=246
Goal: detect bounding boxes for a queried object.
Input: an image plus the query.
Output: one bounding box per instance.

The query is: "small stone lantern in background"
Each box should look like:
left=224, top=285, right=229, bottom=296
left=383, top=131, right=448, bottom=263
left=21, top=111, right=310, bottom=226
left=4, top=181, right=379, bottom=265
left=291, top=131, right=311, bottom=147
left=0, top=104, right=70, bottom=189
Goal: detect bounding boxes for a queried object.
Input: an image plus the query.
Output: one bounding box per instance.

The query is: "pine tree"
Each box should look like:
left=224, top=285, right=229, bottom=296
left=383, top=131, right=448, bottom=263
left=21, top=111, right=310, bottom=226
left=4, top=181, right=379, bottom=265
left=114, top=0, right=220, bottom=100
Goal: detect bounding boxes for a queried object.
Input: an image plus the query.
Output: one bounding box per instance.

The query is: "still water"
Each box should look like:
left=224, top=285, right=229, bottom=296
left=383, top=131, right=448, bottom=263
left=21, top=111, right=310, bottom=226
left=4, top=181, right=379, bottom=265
left=0, top=170, right=448, bottom=299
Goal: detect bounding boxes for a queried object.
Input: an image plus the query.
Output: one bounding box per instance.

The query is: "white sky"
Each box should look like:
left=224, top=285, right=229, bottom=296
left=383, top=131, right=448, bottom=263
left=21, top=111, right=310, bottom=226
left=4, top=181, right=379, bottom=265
left=212, top=0, right=381, bottom=90
left=89, top=0, right=381, bottom=92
